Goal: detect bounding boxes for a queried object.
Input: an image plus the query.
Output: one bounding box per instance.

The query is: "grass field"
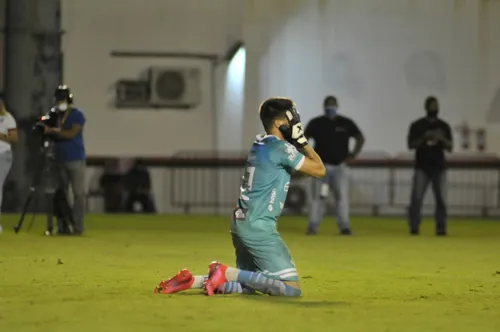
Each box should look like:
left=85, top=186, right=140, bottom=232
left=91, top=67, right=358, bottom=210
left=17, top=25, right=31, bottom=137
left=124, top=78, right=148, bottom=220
left=0, top=214, right=499, bottom=332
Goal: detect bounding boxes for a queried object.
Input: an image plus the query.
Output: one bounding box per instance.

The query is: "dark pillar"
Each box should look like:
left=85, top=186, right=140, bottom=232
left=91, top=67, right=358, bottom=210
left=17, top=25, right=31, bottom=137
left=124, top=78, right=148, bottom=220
left=4, top=0, right=62, bottom=210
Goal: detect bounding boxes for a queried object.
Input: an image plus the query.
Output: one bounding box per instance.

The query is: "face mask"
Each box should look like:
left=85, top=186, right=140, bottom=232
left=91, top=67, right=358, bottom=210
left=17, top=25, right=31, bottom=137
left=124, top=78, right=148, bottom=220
left=58, top=102, right=68, bottom=111
left=325, top=107, right=337, bottom=117
left=426, top=109, right=438, bottom=119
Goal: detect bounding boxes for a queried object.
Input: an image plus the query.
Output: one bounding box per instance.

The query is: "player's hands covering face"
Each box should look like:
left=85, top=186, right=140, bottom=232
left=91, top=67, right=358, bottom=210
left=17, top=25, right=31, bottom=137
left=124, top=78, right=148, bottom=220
left=285, top=109, right=308, bottom=148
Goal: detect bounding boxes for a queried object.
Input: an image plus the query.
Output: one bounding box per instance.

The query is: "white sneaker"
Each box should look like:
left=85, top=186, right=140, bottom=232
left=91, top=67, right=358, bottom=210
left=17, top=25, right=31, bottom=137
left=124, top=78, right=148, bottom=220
left=0, top=224, right=3, bottom=234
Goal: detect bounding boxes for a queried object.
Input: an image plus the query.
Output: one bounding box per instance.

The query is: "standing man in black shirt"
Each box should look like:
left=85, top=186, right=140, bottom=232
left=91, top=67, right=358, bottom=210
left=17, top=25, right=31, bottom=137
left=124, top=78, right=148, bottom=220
left=407, top=96, right=453, bottom=236
left=305, top=96, right=365, bottom=235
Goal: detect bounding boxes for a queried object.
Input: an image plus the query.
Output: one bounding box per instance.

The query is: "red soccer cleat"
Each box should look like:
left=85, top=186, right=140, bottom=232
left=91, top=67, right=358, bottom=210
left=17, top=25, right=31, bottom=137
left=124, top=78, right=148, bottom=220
left=154, top=269, right=194, bottom=294
left=207, top=261, right=219, bottom=276
left=205, top=261, right=228, bottom=296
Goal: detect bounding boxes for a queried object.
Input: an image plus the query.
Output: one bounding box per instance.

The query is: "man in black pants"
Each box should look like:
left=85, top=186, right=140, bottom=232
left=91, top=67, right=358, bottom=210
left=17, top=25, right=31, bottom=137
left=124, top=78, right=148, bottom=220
left=407, top=96, right=453, bottom=236
left=305, top=95, right=364, bottom=235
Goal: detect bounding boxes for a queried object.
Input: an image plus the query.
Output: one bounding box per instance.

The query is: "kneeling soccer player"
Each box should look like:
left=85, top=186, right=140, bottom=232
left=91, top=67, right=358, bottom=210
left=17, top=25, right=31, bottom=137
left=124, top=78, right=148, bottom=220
left=155, top=97, right=326, bottom=296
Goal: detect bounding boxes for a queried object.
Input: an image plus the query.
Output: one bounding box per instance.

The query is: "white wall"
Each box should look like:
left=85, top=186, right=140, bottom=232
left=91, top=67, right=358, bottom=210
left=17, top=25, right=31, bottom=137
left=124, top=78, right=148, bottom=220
left=62, top=0, right=500, bottom=156
left=61, top=0, right=244, bottom=156
left=243, top=0, right=500, bottom=154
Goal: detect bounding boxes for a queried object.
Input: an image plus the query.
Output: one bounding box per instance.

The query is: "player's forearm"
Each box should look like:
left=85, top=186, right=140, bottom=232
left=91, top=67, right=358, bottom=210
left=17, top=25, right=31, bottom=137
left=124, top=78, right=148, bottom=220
left=302, top=145, right=320, bottom=161
left=302, top=145, right=326, bottom=177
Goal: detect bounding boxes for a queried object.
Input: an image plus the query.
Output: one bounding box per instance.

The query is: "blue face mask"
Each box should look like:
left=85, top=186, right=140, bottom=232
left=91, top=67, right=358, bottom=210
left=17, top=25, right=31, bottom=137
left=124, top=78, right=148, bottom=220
left=325, top=107, right=337, bottom=117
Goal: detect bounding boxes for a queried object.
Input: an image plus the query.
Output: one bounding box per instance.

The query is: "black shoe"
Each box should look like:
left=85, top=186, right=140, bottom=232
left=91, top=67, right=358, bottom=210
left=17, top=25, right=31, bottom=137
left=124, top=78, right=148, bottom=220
left=306, top=228, right=317, bottom=236
left=340, top=229, right=352, bottom=236
left=410, top=230, right=419, bottom=236
left=436, top=231, right=447, bottom=237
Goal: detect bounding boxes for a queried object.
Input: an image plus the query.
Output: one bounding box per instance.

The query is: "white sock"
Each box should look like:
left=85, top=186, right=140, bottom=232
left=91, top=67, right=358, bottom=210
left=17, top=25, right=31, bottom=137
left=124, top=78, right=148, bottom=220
left=225, top=267, right=241, bottom=281
left=191, top=275, right=208, bottom=289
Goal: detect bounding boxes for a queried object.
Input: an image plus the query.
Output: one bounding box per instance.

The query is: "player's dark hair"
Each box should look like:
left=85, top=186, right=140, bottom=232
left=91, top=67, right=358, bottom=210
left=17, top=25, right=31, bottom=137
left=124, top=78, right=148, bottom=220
left=259, top=98, right=294, bottom=133
left=424, top=96, right=438, bottom=110
left=323, top=95, right=337, bottom=107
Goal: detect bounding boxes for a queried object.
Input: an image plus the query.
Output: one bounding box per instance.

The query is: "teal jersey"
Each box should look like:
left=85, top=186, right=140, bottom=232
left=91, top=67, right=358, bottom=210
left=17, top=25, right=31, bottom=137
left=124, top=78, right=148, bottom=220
left=237, top=134, right=305, bottom=226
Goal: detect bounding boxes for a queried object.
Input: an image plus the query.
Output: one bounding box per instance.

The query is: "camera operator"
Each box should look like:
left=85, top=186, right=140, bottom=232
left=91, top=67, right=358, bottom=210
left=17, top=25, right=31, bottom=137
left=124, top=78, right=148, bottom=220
left=43, top=86, right=86, bottom=235
left=0, top=97, right=17, bottom=233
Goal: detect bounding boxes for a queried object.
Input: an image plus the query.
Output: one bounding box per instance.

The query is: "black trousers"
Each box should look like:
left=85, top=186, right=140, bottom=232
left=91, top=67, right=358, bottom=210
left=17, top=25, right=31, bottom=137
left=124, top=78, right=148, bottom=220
left=408, top=169, right=447, bottom=234
left=125, top=192, right=156, bottom=213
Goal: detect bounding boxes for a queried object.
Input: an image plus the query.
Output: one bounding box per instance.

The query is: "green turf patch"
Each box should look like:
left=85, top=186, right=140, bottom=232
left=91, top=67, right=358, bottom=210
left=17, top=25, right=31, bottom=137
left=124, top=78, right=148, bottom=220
left=1, top=214, right=499, bottom=332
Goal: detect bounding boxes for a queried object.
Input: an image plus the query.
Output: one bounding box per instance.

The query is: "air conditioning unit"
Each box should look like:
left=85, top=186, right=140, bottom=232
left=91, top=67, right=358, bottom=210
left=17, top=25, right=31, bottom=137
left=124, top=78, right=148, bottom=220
left=115, top=80, right=150, bottom=108
left=148, top=67, right=201, bottom=108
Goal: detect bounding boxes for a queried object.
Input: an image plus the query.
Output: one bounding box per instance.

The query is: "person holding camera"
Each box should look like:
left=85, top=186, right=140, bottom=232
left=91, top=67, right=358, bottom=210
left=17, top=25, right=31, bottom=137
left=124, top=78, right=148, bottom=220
left=44, top=86, right=86, bottom=235
left=0, top=98, right=17, bottom=233
left=407, top=96, right=453, bottom=236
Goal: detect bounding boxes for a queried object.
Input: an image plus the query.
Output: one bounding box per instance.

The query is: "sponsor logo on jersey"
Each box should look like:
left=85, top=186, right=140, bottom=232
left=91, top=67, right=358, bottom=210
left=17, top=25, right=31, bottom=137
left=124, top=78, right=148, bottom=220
left=285, top=142, right=298, bottom=161
left=268, top=188, right=277, bottom=211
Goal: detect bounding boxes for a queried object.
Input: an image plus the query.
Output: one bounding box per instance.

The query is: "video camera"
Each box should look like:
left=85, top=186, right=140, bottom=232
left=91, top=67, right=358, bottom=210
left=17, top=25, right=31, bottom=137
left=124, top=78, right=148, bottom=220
left=32, top=107, right=61, bottom=135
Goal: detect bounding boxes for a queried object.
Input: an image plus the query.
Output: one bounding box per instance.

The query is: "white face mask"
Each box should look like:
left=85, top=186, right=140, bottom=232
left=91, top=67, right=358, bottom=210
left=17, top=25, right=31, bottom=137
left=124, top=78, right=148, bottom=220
left=58, top=102, right=68, bottom=111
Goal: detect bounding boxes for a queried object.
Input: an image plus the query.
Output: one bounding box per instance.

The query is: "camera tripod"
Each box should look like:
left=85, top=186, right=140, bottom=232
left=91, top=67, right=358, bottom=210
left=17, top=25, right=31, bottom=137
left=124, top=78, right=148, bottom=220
left=13, top=141, right=75, bottom=235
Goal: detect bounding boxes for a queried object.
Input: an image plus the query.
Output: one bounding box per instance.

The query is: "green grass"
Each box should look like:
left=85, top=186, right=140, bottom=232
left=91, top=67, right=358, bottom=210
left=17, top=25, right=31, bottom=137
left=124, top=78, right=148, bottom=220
left=0, top=214, right=499, bottom=332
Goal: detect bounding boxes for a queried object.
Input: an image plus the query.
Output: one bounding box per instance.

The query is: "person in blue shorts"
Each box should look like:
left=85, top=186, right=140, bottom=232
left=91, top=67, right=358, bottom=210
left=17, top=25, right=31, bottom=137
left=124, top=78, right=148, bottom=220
left=155, top=97, right=326, bottom=296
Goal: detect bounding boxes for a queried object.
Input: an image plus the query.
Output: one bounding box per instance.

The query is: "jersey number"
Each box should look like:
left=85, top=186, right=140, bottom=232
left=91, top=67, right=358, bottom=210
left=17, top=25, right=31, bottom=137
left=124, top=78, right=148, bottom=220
left=239, top=166, right=255, bottom=201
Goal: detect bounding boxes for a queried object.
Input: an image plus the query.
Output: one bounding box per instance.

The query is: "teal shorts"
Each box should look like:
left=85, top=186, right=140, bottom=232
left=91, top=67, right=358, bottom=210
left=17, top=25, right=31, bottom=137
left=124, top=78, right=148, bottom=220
left=231, top=217, right=299, bottom=281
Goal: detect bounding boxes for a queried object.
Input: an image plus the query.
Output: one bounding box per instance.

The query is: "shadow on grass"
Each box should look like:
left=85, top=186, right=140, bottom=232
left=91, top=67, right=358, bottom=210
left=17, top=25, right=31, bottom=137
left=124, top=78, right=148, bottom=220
left=174, top=291, right=347, bottom=307
left=239, top=295, right=348, bottom=308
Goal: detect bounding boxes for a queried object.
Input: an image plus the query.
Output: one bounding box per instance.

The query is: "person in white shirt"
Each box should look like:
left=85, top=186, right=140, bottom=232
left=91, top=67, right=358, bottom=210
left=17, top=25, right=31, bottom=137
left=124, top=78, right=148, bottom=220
left=0, top=99, right=18, bottom=233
